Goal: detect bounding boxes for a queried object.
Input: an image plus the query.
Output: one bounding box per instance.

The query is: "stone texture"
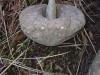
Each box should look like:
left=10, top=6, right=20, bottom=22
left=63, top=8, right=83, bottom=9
left=19, top=4, right=85, bottom=46
left=0, top=4, right=2, bottom=11
left=88, top=50, right=100, bottom=75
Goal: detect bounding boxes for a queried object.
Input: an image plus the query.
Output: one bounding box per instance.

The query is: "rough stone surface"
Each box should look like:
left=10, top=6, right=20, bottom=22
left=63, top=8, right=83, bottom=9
left=0, top=4, right=2, bottom=11
left=88, top=50, right=100, bottom=75
left=19, top=4, right=86, bottom=46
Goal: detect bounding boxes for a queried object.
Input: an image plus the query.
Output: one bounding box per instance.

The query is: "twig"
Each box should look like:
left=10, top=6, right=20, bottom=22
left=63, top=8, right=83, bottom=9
left=83, top=28, right=96, bottom=54
left=75, top=50, right=84, bottom=75
left=0, top=49, right=27, bottom=75
left=79, top=0, right=95, bottom=23
left=67, top=65, right=72, bottom=75
left=1, top=10, right=14, bottom=59
left=19, top=51, right=70, bottom=60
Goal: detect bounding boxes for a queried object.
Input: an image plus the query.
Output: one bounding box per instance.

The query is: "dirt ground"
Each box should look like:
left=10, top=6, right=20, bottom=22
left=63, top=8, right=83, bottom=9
left=0, top=0, right=100, bottom=75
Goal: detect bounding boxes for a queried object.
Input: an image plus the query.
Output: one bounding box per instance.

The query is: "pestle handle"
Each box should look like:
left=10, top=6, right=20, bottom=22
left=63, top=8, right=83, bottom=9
left=46, top=0, right=57, bottom=19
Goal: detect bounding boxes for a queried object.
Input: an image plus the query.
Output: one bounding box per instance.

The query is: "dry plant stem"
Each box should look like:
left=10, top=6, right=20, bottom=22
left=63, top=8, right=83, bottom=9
left=17, top=40, right=30, bottom=67
left=58, top=44, right=86, bottom=51
left=0, top=49, right=28, bottom=75
left=0, top=58, right=42, bottom=73
left=11, top=39, right=29, bottom=57
left=74, top=37, right=78, bottom=50
left=81, top=0, right=94, bottom=13
left=0, top=22, right=20, bottom=47
left=1, top=58, right=68, bottom=75
left=0, top=30, right=21, bottom=46
left=0, top=39, right=29, bottom=75
left=1, top=10, right=14, bottom=59
left=79, top=0, right=95, bottom=23
left=36, top=58, right=45, bottom=74
left=83, top=28, right=96, bottom=54
left=81, top=31, right=89, bottom=53
left=0, top=48, right=69, bottom=74
left=0, top=46, right=5, bottom=56
left=76, top=34, right=82, bottom=43
left=75, top=50, right=84, bottom=75
left=19, top=51, right=70, bottom=60
left=67, top=65, right=72, bottom=75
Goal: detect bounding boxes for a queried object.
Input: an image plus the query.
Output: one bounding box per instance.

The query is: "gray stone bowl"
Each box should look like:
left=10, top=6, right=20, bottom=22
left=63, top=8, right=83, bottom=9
left=19, top=4, right=85, bottom=46
left=88, top=50, right=100, bottom=75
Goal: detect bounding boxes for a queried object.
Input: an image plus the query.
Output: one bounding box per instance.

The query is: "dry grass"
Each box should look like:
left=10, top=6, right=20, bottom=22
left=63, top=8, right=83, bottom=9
left=0, top=0, right=98, bottom=75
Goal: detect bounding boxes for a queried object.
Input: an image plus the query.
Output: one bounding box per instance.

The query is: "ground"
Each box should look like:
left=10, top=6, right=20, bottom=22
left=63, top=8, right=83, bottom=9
left=0, top=0, right=100, bottom=75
